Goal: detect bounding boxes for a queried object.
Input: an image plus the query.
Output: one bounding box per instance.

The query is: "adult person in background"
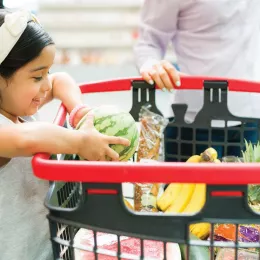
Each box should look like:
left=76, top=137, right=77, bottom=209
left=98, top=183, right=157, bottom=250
left=134, top=0, right=260, bottom=159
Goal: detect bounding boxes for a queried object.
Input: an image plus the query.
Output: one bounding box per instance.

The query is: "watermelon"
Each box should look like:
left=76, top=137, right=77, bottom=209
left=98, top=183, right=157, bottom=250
left=76, top=105, right=139, bottom=162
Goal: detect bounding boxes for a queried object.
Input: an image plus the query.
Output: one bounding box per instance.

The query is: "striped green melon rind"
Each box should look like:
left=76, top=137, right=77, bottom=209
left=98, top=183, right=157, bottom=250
left=76, top=105, right=139, bottom=161
left=111, top=122, right=139, bottom=161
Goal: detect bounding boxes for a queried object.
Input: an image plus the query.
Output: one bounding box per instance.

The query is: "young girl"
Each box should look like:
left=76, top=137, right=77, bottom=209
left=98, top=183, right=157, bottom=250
left=0, top=9, right=129, bottom=260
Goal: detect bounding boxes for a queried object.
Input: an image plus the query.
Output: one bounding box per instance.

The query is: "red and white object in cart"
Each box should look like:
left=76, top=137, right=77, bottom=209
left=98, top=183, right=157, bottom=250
left=74, top=229, right=181, bottom=260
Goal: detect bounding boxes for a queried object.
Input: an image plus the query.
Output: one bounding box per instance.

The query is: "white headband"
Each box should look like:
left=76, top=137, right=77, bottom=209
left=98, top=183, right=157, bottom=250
left=0, top=10, right=39, bottom=65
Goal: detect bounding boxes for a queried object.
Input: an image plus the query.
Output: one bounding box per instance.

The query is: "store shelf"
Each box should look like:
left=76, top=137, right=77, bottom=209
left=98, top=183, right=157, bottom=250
left=50, top=64, right=139, bottom=82
left=37, top=0, right=177, bottom=66
left=50, top=31, right=136, bottom=49
left=39, top=0, right=142, bottom=11
left=38, top=11, right=139, bottom=29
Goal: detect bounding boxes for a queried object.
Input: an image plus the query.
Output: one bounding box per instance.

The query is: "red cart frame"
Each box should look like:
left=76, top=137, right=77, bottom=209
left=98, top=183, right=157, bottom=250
left=32, top=76, right=260, bottom=260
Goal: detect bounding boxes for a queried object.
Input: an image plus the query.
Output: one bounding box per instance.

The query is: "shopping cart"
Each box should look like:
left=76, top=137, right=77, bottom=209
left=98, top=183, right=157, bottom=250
left=32, top=76, right=260, bottom=260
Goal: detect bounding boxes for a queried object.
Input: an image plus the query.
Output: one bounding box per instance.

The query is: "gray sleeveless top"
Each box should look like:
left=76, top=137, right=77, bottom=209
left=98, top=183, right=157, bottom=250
left=0, top=114, right=52, bottom=260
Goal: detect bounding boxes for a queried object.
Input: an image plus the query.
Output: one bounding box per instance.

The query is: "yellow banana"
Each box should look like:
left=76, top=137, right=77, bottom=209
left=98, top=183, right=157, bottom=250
left=183, top=184, right=209, bottom=239
left=214, top=159, right=221, bottom=163
left=190, top=223, right=211, bottom=239
left=183, top=184, right=206, bottom=214
left=165, top=184, right=196, bottom=213
left=186, top=155, right=201, bottom=163
left=200, top=147, right=218, bottom=162
left=124, top=199, right=134, bottom=211
left=157, top=183, right=183, bottom=211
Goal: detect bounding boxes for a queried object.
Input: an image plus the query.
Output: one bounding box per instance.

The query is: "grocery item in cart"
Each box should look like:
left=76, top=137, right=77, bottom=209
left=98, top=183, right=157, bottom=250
left=134, top=182, right=159, bottom=212
left=157, top=149, right=220, bottom=240
left=134, top=167, right=163, bottom=212
left=164, top=149, right=218, bottom=216
left=133, top=159, right=165, bottom=212
left=136, top=105, right=168, bottom=162
left=134, top=106, right=168, bottom=212
left=214, top=224, right=260, bottom=243
left=215, top=248, right=259, bottom=260
left=124, top=199, right=134, bottom=211
left=241, top=140, right=260, bottom=209
left=73, top=228, right=182, bottom=260
left=76, top=105, right=139, bottom=161
left=180, top=233, right=210, bottom=260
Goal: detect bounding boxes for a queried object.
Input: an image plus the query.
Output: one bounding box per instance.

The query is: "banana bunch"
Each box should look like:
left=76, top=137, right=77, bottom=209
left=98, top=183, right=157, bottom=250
left=157, top=147, right=220, bottom=239
left=187, top=147, right=220, bottom=163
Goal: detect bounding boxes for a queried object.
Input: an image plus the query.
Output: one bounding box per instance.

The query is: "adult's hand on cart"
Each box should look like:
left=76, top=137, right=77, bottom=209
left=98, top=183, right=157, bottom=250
left=77, top=112, right=130, bottom=161
left=140, top=60, right=186, bottom=92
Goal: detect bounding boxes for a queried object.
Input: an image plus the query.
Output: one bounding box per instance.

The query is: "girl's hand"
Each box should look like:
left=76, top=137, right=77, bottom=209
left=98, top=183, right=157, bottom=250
left=140, top=60, right=184, bottom=92
left=77, top=112, right=130, bottom=161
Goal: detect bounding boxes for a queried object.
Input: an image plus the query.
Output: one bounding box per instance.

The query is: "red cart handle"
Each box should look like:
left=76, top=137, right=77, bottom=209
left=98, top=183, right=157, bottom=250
left=32, top=76, right=260, bottom=184
left=78, top=76, right=260, bottom=94
left=32, top=154, right=260, bottom=184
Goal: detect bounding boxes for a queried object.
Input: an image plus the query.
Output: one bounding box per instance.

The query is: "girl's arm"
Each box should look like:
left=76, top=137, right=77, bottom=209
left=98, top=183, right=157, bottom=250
left=0, top=122, right=83, bottom=158
left=43, top=72, right=82, bottom=113
left=0, top=116, right=129, bottom=160
left=41, top=72, right=89, bottom=127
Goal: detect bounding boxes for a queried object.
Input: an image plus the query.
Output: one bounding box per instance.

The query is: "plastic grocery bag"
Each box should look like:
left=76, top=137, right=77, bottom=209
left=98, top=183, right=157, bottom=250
left=73, top=228, right=181, bottom=260
left=216, top=248, right=259, bottom=260
left=137, top=105, right=169, bottom=162
left=134, top=106, right=169, bottom=212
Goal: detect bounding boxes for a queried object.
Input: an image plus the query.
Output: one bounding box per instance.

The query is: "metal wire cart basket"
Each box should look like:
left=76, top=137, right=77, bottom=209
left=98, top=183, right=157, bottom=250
left=32, top=76, right=260, bottom=260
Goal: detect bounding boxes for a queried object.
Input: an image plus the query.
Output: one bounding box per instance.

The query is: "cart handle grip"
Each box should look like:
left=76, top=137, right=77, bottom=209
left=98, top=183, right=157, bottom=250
left=78, top=76, right=260, bottom=94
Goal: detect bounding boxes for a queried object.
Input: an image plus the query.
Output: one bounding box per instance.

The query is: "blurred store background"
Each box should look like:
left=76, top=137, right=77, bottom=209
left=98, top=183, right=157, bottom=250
left=3, top=0, right=177, bottom=81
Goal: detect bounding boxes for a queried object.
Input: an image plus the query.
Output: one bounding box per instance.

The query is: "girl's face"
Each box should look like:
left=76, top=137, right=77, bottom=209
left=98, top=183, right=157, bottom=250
left=0, top=45, right=56, bottom=122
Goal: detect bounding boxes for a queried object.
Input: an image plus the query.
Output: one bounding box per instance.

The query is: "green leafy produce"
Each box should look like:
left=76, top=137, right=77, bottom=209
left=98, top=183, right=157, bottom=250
left=241, top=140, right=260, bottom=207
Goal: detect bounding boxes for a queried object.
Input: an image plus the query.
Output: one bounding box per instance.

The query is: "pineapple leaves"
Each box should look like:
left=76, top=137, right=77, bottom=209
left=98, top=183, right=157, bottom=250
left=242, top=139, right=260, bottom=207
left=241, top=139, right=260, bottom=163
